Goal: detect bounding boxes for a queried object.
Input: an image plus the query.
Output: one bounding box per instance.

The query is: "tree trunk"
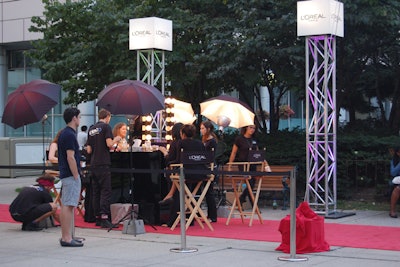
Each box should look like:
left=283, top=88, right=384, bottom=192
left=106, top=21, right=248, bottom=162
left=389, top=75, right=400, bottom=132
left=253, top=86, right=268, bottom=134
left=269, top=87, right=280, bottom=133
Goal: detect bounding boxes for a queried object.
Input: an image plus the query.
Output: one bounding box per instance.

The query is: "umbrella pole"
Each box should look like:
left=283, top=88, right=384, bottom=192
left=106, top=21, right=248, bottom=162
left=42, top=119, right=46, bottom=174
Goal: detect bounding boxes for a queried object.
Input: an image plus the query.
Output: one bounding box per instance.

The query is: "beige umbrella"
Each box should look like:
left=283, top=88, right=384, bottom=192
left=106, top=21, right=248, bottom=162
left=200, top=95, right=255, bottom=129
left=171, top=99, right=196, bottom=124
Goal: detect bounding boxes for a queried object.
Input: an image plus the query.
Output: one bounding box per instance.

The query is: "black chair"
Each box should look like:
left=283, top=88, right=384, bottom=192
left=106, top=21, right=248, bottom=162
left=169, top=150, right=215, bottom=231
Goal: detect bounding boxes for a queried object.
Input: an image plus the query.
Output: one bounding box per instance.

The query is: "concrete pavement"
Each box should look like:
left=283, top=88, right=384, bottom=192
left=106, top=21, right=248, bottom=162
left=0, top=176, right=399, bottom=267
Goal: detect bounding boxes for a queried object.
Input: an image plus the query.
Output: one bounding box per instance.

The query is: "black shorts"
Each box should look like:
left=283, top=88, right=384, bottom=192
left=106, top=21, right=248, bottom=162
left=11, top=203, right=52, bottom=223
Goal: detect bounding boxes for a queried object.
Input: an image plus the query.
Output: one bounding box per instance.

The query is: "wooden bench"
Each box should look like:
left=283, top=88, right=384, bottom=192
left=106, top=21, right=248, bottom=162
left=255, top=165, right=294, bottom=210
left=217, top=164, right=295, bottom=210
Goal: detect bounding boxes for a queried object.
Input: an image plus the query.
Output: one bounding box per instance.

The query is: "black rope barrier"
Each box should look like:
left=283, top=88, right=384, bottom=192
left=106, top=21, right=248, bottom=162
left=0, top=164, right=291, bottom=178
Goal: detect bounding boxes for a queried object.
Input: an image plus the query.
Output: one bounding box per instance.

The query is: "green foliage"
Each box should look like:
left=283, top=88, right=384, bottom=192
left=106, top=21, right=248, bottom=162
left=221, top=128, right=307, bottom=191
left=206, top=0, right=304, bottom=133
left=336, top=129, right=397, bottom=198
left=220, top=126, right=397, bottom=200
left=27, top=0, right=400, bottom=133
left=337, top=0, right=400, bottom=129
left=28, top=0, right=136, bottom=105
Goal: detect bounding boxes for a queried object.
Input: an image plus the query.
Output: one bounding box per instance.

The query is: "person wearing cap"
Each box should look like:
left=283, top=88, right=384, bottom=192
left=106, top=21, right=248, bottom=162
left=9, top=174, right=59, bottom=231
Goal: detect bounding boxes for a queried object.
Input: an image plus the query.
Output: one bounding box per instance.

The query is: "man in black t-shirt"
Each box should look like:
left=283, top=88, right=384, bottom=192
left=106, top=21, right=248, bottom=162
left=9, top=174, right=58, bottom=231
left=86, top=109, right=121, bottom=228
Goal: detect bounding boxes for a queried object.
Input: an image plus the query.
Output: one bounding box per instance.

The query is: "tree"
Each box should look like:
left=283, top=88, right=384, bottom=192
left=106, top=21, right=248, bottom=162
left=152, top=1, right=232, bottom=113
left=29, top=0, right=229, bottom=112
left=337, top=0, right=400, bottom=129
left=207, top=0, right=304, bottom=133
left=28, top=0, right=400, bottom=134
left=29, top=0, right=136, bottom=105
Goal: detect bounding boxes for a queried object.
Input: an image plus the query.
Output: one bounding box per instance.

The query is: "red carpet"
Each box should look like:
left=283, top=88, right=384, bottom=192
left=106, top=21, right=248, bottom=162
left=1, top=204, right=399, bottom=251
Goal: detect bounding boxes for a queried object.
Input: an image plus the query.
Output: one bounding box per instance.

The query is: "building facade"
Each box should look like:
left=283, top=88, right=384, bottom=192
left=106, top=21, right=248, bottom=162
left=1, top=0, right=97, bottom=141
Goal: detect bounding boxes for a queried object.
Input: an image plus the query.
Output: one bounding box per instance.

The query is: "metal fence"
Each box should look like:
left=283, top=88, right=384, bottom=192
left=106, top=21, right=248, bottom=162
left=345, top=160, right=390, bottom=190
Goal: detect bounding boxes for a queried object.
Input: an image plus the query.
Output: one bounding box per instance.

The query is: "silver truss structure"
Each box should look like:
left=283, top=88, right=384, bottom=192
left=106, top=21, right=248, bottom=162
left=304, top=35, right=337, bottom=215
left=136, top=50, right=166, bottom=140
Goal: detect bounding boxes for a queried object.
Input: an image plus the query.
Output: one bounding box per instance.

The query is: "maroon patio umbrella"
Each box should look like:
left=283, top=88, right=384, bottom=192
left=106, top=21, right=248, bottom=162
left=96, top=79, right=165, bottom=115
left=2, top=79, right=61, bottom=129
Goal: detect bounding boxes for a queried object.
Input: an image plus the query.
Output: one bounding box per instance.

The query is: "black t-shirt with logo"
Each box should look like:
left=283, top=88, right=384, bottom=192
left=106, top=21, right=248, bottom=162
left=234, top=135, right=258, bottom=162
left=87, top=121, right=114, bottom=166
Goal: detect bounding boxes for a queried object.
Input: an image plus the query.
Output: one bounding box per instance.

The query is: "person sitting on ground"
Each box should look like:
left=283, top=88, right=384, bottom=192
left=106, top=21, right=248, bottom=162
left=389, top=147, right=400, bottom=218
left=9, top=174, right=59, bottom=231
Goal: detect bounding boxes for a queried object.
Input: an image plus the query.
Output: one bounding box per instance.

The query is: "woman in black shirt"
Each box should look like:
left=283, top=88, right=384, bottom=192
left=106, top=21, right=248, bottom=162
left=228, top=125, right=258, bottom=204
left=200, top=120, right=218, bottom=152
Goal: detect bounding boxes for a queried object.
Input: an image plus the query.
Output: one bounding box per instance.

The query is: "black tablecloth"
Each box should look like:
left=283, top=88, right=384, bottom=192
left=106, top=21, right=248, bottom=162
left=110, top=151, right=167, bottom=224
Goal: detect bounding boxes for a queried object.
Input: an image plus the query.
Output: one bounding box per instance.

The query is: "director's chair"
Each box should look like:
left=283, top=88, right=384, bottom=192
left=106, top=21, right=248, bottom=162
left=223, top=161, right=264, bottom=226
left=169, top=150, right=215, bottom=231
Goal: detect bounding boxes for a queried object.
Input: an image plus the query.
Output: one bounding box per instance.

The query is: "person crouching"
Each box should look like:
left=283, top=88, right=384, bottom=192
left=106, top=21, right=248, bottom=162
left=9, top=174, right=59, bottom=231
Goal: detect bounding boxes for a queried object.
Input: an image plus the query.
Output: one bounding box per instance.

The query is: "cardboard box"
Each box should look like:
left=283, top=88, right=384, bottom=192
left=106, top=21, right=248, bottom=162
left=225, top=192, right=252, bottom=211
left=111, top=203, right=138, bottom=224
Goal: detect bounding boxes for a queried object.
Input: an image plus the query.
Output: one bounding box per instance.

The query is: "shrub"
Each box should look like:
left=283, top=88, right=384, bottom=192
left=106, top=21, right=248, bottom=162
left=217, top=126, right=397, bottom=201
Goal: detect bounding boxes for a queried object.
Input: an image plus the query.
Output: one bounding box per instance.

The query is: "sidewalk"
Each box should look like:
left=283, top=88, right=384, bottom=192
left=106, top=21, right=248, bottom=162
left=0, top=177, right=399, bottom=267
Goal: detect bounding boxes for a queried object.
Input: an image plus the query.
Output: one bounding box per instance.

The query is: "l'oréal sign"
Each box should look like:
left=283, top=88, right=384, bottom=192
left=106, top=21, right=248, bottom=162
left=297, top=0, right=344, bottom=37
left=129, top=17, right=173, bottom=51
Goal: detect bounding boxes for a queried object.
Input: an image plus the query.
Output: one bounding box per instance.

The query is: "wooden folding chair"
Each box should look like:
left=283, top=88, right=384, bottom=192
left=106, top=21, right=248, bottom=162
left=49, top=179, right=85, bottom=218
left=222, top=162, right=250, bottom=225
left=223, top=161, right=264, bottom=226
left=245, top=149, right=266, bottom=225
left=51, top=183, right=62, bottom=206
left=75, top=187, right=86, bottom=217
left=45, top=160, right=62, bottom=206
left=169, top=150, right=215, bottom=231
left=247, top=161, right=265, bottom=226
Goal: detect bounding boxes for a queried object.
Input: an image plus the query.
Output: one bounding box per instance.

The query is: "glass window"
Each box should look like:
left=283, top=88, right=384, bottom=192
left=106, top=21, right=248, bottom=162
left=7, top=50, right=25, bottom=69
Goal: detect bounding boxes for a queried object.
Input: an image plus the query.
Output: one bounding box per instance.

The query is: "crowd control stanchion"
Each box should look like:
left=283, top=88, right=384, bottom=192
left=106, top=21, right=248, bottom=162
left=278, top=168, right=307, bottom=262
left=170, top=167, right=198, bottom=253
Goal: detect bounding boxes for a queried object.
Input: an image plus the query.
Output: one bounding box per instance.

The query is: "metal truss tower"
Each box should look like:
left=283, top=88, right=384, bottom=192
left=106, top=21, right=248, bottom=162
left=136, top=49, right=166, bottom=140
left=304, top=35, right=337, bottom=215
left=137, top=49, right=166, bottom=95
